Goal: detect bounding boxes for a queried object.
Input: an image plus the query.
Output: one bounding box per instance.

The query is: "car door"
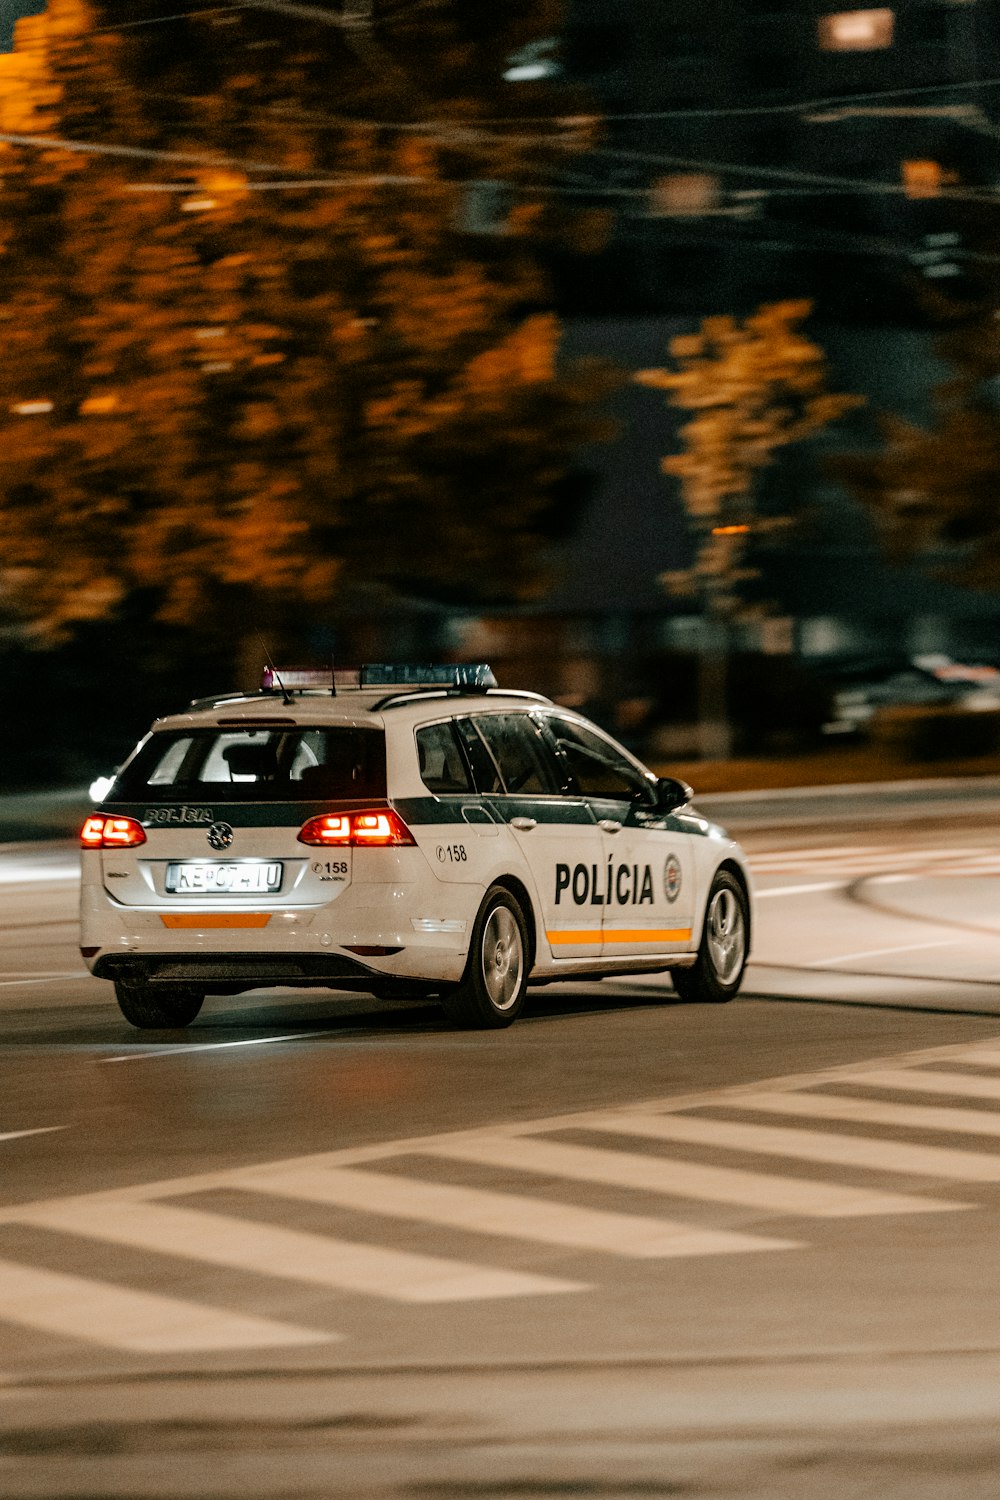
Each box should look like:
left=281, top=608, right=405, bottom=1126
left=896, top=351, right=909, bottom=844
left=540, top=713, right=697, bottom=958
left=459, top=711, right=606, bottom=961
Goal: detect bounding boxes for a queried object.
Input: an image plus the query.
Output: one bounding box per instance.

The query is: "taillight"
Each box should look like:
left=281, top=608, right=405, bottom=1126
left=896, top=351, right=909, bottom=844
left=298, top=808, right=416, bottom=847
left=80, top=814, right=147, bottom=849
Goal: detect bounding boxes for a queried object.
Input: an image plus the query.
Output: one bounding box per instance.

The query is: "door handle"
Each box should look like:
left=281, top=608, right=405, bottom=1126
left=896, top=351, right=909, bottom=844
left=511, top=816, right=537, bottom=831
left=598, top=819, right=623, bottom=834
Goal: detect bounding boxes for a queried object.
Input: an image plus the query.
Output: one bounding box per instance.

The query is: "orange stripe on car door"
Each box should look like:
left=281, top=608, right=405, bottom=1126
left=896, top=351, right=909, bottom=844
left=546, top=928, right=691, bottom=946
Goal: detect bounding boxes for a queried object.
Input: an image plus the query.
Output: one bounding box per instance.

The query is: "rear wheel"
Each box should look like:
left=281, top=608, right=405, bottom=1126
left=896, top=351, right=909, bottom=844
left=672, top=870, right=748, bottom=1004
left=441, top=886, right=530, bottom=1029
left=114, top=979, right=204, bottom=1029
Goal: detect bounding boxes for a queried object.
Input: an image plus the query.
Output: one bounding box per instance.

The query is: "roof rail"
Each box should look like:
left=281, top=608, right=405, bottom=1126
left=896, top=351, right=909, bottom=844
left=374, top=686, right=551, bottom=712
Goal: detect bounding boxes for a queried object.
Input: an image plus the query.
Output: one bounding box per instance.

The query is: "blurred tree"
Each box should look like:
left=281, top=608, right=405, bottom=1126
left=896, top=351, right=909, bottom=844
left=837, top=244, right=1000, bottom=594
left=636, top=300, right=862, bottom=759
left=0, top=0, right=612, bottom=657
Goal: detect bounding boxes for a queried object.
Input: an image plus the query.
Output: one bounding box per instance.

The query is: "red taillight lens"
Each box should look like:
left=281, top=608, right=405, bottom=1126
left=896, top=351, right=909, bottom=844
left=298, top=808, right=416, bottom=848
left=352, top=812, right=413, bottom=845
left=297, top=814, right=351, bottom=846
left=80, top=815, right=147, bottom=849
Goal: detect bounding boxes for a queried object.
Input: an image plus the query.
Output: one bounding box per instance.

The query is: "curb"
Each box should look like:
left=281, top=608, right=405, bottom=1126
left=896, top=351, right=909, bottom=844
left=694, top=775, right=1000, bottom=804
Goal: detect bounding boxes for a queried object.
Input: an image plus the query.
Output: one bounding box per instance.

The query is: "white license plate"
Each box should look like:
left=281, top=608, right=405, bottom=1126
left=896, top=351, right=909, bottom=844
left=165, top=862, right=283, bottom=894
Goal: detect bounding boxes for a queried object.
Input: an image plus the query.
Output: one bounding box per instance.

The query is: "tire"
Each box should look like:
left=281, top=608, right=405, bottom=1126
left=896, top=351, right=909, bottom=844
left=672, top=870, right=748, bottom=1005
left=440, top=886, right=530, bottom=1029
left=114, top=979, right=204, bottom=1029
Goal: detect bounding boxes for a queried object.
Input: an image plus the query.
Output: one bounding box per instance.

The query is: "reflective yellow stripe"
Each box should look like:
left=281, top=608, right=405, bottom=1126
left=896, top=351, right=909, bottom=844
left=546, top=928, right=691, bottom=946
left=160, top=914, right=272, bottom=929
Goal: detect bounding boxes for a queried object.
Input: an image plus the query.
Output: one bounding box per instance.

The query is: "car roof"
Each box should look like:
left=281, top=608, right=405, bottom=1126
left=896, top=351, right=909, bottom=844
left=150, top=688, right=553, bottom=734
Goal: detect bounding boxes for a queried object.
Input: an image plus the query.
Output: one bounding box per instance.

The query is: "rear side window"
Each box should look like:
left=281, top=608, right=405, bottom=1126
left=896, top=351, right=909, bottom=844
left=415, top=722, right=473, bottom=795
left=111, top=727, right=386, bottom=802
left=470, top=713, right=559, bottom=795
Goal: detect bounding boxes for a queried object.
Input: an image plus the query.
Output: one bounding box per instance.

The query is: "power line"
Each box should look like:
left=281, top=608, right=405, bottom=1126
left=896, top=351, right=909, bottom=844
left=78, top=8, right=1000, bottom=129
left=93, top=5, right=248, bottom=31
left=587, top=145, right=1000, bottom=206
left=128, top=172, right=426, bottom=188
left=0, top=127, right=285, bottom=172
left=472, top=77, right=1000, bottom=128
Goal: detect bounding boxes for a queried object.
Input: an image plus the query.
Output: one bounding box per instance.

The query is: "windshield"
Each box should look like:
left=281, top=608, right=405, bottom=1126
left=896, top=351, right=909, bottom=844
left=110, top=726, right=387, bottom=803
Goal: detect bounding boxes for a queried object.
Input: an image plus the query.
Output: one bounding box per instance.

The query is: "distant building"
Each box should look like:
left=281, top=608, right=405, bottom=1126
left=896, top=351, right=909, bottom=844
left=532, top=0, right=1000, bottom=679
left=555, top=0, right=1000, bottom=321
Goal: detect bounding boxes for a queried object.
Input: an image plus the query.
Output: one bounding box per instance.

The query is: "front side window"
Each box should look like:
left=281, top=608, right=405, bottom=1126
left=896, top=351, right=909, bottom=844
left=111, top=727, right=386, bottom=802
left=545, top=715, right=652, bottom=801
left=470, top=713, right=560, bottom=795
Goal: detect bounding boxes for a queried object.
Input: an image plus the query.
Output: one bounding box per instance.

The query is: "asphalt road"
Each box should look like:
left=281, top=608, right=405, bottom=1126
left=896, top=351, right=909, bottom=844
left=3, top=784, right=1000, bottom=1498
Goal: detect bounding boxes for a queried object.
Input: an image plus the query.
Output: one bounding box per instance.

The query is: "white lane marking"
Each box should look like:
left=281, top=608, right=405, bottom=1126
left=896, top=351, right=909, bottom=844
left=237, top=1164, right=800, bottom=1259
left=749, top=846, right=1000, bottom=876
left=753, top=846, right=875, bottom=858
left=425, top=1133, right=966, bottom=1220
left=843, top=1068, right=1000, bottom=1101
left=805, top=939, right=961, bottom=968
left=102, top=1031, right=330, bottom=1062
left=0, top=1256, right=333, bottom=1352
left=583, top=1110, right=1000, bottom=1184
left=0, top=1127, right=66, bottom=1144
left=755, top=882, right=846, bottom=899
left=0, top=973, right=89, bottom=988
left=16, top=1199, right=586, bottom=1303
left=720, top=1090, right=1000, bottom=1139
left=0, top=869, right=79, bottom=885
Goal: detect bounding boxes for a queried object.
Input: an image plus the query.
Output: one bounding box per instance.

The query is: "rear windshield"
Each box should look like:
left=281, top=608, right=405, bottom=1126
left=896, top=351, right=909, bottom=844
left=111, top=727, right=387, bottom=803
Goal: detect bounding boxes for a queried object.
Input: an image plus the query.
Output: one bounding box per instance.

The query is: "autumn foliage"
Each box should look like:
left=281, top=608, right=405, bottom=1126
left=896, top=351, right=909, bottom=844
left=636, top=300, right=863, bottom=619
left=0, top=0, right=608, bottom=642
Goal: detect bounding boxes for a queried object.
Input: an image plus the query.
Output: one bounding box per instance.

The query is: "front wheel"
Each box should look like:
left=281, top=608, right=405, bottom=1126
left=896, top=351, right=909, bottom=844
left=114, top=979, right=204, bottom=1029
left=440, top=886, right=530, bottom=1029
left=672, top=870, right=748, bottom=1004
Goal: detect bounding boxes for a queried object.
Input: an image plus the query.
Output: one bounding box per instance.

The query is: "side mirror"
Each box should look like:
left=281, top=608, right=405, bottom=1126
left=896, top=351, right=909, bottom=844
left=655, top=776, right=693, bottom=814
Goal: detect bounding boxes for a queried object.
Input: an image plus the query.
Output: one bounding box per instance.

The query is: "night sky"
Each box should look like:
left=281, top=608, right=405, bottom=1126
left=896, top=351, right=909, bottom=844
left=1, top=1, right=45, bottom=51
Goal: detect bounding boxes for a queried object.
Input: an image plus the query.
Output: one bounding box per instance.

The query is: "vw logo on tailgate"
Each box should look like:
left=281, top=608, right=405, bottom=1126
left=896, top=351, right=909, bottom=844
left=206, top=822, right=235, bottom=851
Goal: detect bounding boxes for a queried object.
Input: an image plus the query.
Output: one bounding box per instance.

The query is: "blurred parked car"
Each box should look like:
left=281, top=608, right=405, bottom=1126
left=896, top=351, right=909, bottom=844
left=823, top=655, right=1000, bottom=738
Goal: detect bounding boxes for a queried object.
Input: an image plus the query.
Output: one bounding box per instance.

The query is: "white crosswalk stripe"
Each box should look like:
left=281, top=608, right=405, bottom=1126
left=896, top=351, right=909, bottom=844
left=948, top=1047, right=1000, bottom=1068
left=422, top=1132, right=966, bottom=1218
left=4, top=1040, right=1000, bottom=1354
left=833, top=1067, right=1000, bottom=1101
left=236, top=1163, right=801, bottom=1259
left=15, top=1198, right=585, bottom=1303
left=714, top=1089, right=1000, bottom=1139
left=0, top=1255, right=332, bottom=1352
left=579, top=1110, right=1000, bottom=1183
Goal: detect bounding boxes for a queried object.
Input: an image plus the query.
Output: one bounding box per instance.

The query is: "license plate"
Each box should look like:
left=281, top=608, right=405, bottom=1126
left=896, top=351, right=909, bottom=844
left=165, top=862, right=283, bottom=894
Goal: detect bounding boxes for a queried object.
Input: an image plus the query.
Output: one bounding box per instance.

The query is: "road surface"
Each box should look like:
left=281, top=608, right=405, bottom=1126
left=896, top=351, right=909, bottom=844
left=2, top=782, right=1000, bottom=1497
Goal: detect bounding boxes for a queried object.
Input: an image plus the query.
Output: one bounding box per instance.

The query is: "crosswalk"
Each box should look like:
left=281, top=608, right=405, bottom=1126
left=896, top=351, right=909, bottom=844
left=749, top=844, right=1000, bottom=878
left=3, top=1038, right=1000, bottom=1355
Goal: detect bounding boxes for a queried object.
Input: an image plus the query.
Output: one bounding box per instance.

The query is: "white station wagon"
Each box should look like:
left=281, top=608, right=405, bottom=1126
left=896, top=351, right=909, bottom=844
left=80, top=664, right=752, bottom=1029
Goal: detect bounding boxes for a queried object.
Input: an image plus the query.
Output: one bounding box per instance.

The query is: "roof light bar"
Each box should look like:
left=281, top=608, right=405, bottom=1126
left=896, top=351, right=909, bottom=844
left=261, top=666, right=336, bottom=692
left=359, top=663, right=497, bottom=689
left=259, top=663, right=497, bottom=694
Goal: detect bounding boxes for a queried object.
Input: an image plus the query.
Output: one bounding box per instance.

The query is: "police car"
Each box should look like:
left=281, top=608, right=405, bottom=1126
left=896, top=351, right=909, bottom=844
left=80, top=664, right=752, bottom=1030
